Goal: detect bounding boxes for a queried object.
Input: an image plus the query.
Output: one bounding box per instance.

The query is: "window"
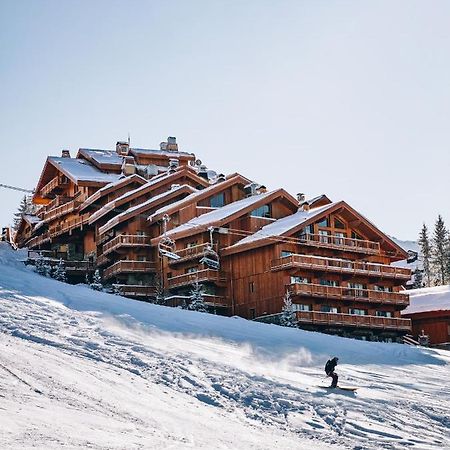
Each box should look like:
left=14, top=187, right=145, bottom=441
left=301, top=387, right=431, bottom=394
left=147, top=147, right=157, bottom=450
left=281, top=250, right=292, bottom=258
left=348, top=282, right=366, bottom=297
left=137, top=255, right=147, bottom=261
left=249, top=281, right=255, bottom=293
left=292, top=303, right=310, bottom=312
left=317, top=217, right=329, bottom=228
left=291, top=276, right=309, bottom=284
left=320, top=279, right=338, bottom=287
left=136, top=230, right=146, bottom=236
left=374, top=285, right=392, bottom=292
left=376, top=311, right=392, bottom=317
left=186, top=241, right=198, bottom=248
left=349, top=308, right=367, bottom=316
left=250, top=204, right=271, bottom=218
left=334, top=232, right=346, bottom=245
left=351, top=231, right=362, bottom=240
left=334, top=218, right=345, bottom=229
left=186, top=267, right=197, bottom=273
left=321, top=306, right=338, bottom=313
left=210, top=193, right=225, bottom=208
left=319, top=230, right=330, bottom=244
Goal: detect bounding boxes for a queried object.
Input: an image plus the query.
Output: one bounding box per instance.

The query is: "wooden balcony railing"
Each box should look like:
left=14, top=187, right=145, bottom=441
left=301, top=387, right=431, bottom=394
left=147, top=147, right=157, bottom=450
left=298, top=233, right=380, bottom=255
left=27, top=233, right=51, bottom=249
left=295, top=311, right=411, bottom=331
left=40, top=176, right=69, bottom=198
left=113, top=284, right=157, bottom=297
left=167, top=269, right=227, bottom=288
left=169, top=243, right=218, bottom=265
left=49, top=215, right=89, bottom=238
left=103, top=235, right=151, bottom=255
left=272, top=254, right=411, bottom=280
left=96, top=253, right=110, bottom=267
left=103, top=260, right=156, bottom=280
left=43, top=200, right=77, bottom=222
left=289, top=282, right=409, bottom=306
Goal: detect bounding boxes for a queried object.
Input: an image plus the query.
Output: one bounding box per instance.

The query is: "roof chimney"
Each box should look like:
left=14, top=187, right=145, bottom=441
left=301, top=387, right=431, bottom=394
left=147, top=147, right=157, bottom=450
left=116, top=141, right=129, bottom=156
left=61, top=149, right=71, bottom=158
left=297, top=193, right=306, bottom=204
left=166, top=136, right=178, bottom=152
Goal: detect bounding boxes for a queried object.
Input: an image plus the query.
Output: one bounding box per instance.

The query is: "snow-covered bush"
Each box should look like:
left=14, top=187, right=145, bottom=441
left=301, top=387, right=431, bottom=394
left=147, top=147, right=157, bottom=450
left=280, top=291, right=297, bottom=328
left=90, top=269, right=103, bottom=291
left=187, top=281, right=207, bottom=312
left=53, top=259, right=67, bottom=282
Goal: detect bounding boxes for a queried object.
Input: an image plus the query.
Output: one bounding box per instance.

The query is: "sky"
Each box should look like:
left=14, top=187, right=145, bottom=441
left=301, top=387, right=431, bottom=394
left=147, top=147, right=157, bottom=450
left=0, top=0, right=449, bottom=241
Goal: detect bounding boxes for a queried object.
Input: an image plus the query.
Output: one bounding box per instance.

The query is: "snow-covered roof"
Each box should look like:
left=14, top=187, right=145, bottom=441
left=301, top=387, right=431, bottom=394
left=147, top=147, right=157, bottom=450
left=23, top=214, right=41, bottom=225
left=229, top=202, right=338, bottom=248
left=78, top=149, right=124, bottom=167
left=130, top=148, right=195, bottom=158
left=99, top=185, right=196, bottom=235
left=164, top=190, right=279, bottom=237
left=401, top=285, right=450, bottom=315
left=48, top=157, right=122, bottom=185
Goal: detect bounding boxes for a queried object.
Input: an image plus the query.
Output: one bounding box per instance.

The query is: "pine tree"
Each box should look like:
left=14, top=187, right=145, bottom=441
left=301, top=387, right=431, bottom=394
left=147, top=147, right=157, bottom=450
left=53, top=259, right=67, bottom=282
left=85, top=273, right=90, bottom=285
left=13, top=195, right=33, bottom=231
left=188, top=281, right=207, bottom=312
left=412, top=268, right=423, bottom=289
left=432, top=215, right=449, bottom=286
left=90, top=269, right=103, bottom=291
left=280, top=290, right=297, bottom=327
left=418, top=223, right=433, bottom=287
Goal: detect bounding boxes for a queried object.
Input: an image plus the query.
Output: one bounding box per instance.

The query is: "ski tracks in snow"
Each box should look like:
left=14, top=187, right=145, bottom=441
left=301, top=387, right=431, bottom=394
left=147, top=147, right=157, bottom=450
left=0, top=291, right=449, bottom=450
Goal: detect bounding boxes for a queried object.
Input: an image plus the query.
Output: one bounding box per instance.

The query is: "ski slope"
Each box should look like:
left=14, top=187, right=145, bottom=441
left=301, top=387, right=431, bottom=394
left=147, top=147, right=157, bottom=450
left=0, top=243, right=449, bottom=449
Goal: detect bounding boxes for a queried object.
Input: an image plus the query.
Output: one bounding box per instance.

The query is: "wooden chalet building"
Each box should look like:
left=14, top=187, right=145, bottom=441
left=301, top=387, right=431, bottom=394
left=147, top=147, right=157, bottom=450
left=14, top=136, right=412, bottom=341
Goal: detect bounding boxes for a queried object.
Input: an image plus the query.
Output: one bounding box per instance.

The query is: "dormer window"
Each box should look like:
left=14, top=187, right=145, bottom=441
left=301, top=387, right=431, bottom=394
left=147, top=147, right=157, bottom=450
left=317, top=217, right=329, bottom=228
left=251, top=204, right=271, bottom=218
left=210, top=193, right=225, bottom=208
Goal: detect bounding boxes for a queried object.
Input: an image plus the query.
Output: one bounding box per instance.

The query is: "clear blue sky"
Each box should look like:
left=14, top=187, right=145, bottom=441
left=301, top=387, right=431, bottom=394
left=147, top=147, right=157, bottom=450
left=1, top=0, right=449, bottom=240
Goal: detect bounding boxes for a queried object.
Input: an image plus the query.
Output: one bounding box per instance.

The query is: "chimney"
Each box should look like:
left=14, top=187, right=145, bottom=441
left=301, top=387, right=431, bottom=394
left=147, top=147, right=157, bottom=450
left=121, top=156, right=136, bottom=176
left=160, top=141, right=168, bottom=151
left=166, top=136, right=178, bottom=152
left=198, top=165, right=209, bottom=180
left=297, top=193, right=306, bottom=204
left=215, top=173, right=226, bottom=183
left=257, top=185, right=267, bottom=194
left=169, top=158, right=179, bottom=169
left=61, top=149, right=71, bottom=158
left=116, top=141, right=129, bottom=156
left=244, top=182, right=259, bottom=197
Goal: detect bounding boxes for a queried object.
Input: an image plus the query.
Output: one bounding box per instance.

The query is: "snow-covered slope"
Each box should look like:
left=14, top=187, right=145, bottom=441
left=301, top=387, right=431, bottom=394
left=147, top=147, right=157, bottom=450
left=0, top=244, right=449, bottom=449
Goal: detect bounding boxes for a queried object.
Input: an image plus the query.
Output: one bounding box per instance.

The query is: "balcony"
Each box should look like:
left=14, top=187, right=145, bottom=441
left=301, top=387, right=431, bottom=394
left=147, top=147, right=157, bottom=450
left=289, top=282, right=409, bottom=306
left=113, top=284, right=156, bottom=297
left=43, top=200, right=77, bottom=222
left=272, top=254, right=411, bottom=280
left=49, top=215, right=89, bottom=238
left=295, top=311, right=411, bottom=331
left=169, top=243, right=218, bottom=265
left=40, top=176, right=69, bottom=198
left=103, top=260, right=156, bottom=280
left=27, top=233, right=51, bottom=249
left=167, top=269, right=227, bottom=289
left=298, top=233, right=380, bottom=255
left=165, top=294, right=230, bottom=308
left=103, top=235, right=151, bottom=256
left=96, top=253, right=110, bottom=267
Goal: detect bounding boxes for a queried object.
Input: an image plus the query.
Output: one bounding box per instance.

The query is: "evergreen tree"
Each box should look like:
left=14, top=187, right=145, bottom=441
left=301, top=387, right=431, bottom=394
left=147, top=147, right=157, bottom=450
left=13, top=195, right=34, bottom=231
left=187, top=281, right=207, bottom=312
left=280, top=290, right=297, bottom=327
left=90, top=269, right=103, bottom=291
left=53, top=259, right=67, bottom=282
left=85, top=273, right=90, bottom=285
left=418, top=223, right=432, bottom=287
left=432, top=215, right=449, bottom=286
left=35, top=253, right=52, bottom=277
left=412, top=268, right=423, bottom=289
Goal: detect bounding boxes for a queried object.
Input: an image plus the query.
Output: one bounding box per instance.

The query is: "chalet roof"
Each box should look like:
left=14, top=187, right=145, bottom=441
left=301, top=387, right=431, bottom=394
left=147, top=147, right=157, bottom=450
left=159, top=189, right=287, bottom=240
left=99, top=184, right=197, bottom=235
left=23, top=214, right=41, bottom=226
left=229, top=202, right=338, bottom=248
left=148, top=174, right=251, bottom=223
left=48, top=157, right=122, bottom=186
left=88, top=167, right=206, bottom=224
left=79, top=174, right=147, bottom=212
left=225, top=200, right=408, bottom=260
left=402, top=285, right=450, bottom=315
left=77, top=149, right=124, bottom=168
left=129, top=148, right=195, bottom=159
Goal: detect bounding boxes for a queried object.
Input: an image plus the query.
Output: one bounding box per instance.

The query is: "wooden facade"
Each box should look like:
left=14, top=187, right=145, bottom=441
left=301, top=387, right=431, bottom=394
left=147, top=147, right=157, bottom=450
left=402, top=310, right=450, bottom=346
left=15, top=137, right=412, bottom=341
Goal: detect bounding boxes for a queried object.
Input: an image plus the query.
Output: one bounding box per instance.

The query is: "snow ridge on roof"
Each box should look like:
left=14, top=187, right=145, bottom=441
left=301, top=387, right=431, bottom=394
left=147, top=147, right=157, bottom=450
left=230, top=202, right=338, bottom=248
left=48, top=157, right=122, bottom=184
left=164, top=191, right=277, bottom=237
left=79, top=149, right=124, bottom=166
left=402, top=285, right=450, bottom=315
left=100, top=185, right=197, bottom=234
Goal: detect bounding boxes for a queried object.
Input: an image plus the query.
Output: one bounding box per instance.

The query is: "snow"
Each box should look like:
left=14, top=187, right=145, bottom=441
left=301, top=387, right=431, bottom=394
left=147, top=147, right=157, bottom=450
left=0, top=243, right=449, bottom=449
left=163, top=190, right=279, bottom=237
left=99, top=185, right=196, bottom=235
left=49, top=157, right=122, bottom=184
left=230, top=203, right=338, bottom=247
left=23, top=214, right=41, bottom=225
left=78, top=149, right=124, bottom=167
left=130, top=148, right=195, bottom=158
left=402, top=285, right=450, bottom=315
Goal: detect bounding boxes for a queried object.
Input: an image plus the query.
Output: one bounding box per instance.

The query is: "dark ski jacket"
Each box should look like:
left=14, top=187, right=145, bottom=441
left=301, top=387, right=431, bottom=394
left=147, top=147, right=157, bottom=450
left=325, top=358, right=338, bottom=375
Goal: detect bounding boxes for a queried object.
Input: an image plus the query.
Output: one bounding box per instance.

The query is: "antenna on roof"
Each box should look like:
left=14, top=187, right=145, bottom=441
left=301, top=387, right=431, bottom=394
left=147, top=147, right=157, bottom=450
left=127, top=132, right=130, bottom=147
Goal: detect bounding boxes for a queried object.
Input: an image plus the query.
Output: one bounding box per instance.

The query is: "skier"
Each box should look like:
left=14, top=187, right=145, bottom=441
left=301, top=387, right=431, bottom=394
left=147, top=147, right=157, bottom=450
left=325, top=357, right=339, bottom=388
